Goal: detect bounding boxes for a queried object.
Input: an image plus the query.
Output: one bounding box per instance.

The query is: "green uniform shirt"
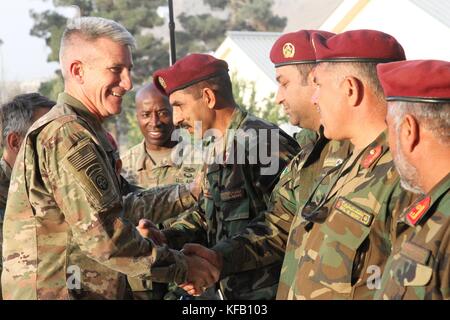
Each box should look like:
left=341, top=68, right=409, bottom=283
left=277, top=130, right=414, bottom=300
left=1, top=93, right=197, bottom=300
left=165, top=106, right=300, bottom=300
left=376, top=173, right=450, bottom=300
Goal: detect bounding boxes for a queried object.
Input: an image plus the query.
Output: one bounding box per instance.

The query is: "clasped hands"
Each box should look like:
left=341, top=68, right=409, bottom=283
left=137, top=219, right=222, bottom=296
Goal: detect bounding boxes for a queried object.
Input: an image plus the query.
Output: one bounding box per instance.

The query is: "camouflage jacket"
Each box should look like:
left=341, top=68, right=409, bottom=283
left=276, top=130, right=414, bottom=300
left=1, top=93, right=197, bottom=300
left=121, top=140, right=202, bottom=298
left=121, top=140, right=201, bottom=190
left=0, top=157, right=11, bottom=300
left=376, top=173, right=449, bottom=300
left=199, top=128, right=350, bottom=298
left=165, top=107, right=300, bottom=299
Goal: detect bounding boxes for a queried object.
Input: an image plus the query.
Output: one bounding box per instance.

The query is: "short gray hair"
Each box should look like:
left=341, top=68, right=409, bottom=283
left=321, top=62, right=386, bottom=102
left=0, top=93, right=55, bottom=147
left=388, top=101, right=450, bottom=145
left=59, top=16, right=136, bottom=62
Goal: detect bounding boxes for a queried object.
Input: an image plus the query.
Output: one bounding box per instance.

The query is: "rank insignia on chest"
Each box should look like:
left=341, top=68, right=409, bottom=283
left=362, top=145, right=383, bottom=169
left=334, top=197, right=374, bottom=226
left=407, top=196, right=431, bottom=226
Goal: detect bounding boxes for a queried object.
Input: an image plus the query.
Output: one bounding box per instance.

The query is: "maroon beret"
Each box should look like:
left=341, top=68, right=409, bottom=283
left=377, top=60, right=450, bottom=103
left=312, top=29, right=406, bottom=63
left=270, top=30, right=335, bottom=67
left=153, top=54, right=229, bottom=96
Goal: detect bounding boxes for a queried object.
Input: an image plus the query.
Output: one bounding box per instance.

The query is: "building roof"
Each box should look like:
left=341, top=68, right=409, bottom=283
left=410, top=0, right=450, bottom=28
left=221, top=31, right=282, bottom=82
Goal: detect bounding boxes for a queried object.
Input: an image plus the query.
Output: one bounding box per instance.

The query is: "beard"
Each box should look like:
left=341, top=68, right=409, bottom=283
left=393, top=137, right=424, bottom=195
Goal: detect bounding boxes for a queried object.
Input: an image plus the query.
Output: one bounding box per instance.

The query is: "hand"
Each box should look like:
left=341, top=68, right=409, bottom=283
left=179, top=253, right=220, bottom=296
left=136, top=219, right=167, bottom=246
left=178, top=244, right=223, bottom=296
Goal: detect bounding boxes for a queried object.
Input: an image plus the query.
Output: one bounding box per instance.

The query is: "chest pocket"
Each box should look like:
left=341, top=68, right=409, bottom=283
left=395, top=241, right=433, bottom=286
left=309, top=198, right=373, bottom=295
left=221, top=188, right=250, bottom=237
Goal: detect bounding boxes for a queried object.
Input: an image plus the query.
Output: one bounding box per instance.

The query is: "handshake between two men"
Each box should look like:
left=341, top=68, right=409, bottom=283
left=137, top=219, right=223, bottom=297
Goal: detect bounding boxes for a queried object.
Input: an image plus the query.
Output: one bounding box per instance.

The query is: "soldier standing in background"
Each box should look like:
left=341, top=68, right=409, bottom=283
left=121, top=83, right=202, bottom=300
left=375, top=60, right=450, bottom=300
left=0, top=93, right=55, bottom=300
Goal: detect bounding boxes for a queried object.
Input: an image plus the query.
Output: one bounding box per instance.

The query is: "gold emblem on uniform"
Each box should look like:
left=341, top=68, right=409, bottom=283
left=282, top=43, right=295, bottom=59
left=158, top=76, right=167, bottom=89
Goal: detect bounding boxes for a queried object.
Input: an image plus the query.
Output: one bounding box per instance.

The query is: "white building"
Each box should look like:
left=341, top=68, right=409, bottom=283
left=320, top=0, right=450, bottom=60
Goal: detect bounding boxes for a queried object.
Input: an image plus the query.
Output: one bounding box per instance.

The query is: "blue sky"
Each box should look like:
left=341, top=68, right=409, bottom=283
left=0, top=0, right=61, bottom=82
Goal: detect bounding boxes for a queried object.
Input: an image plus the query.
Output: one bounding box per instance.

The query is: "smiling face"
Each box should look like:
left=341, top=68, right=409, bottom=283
left=275, top=64, right=318, bottom=130
left=136, top=86, right=174, bottom=148
left=79, top=37, right=133, bottom=119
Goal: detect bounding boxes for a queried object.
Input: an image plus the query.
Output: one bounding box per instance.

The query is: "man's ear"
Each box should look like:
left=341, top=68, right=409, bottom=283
left=202, top=88, right=217, bottom=110
left=70, top=60, right=84, bottom=84
left=342, top=76, right=363, bottom=107
left=400, top=114, right=420, bottom=153
left=6, top=132, right=22, bottom=153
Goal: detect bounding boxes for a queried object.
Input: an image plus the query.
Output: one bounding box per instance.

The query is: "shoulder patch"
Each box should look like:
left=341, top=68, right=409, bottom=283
left=334, top=197, right=374, bottom=227
left=407, top=196, right=431, bottom=226
left=63, top=138, right=119, bottom=211
left=362, top=145, right=383, bottom=169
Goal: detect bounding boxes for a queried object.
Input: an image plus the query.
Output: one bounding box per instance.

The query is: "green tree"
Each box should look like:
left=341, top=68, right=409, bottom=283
left=176, top=0, right=286, bottom=57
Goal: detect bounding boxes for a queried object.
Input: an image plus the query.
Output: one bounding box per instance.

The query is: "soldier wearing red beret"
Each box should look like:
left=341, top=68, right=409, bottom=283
left=285, top=29, right=414, bottom=299
left=375, top=60, right=450, bottom=300
left=153, top=53, right=300, bottom=299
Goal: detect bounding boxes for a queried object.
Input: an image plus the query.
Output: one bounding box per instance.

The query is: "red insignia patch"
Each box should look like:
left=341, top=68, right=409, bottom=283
left=362, top=145, right=383, bottom=169
left=407, top=196, right=431, bottom=226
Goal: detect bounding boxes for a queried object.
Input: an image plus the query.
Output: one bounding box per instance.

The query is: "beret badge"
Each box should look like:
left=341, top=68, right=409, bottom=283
left=282, top=43, right=295, bottom=59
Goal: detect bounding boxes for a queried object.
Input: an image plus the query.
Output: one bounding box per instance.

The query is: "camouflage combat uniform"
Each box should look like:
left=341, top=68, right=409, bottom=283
left=0, top=157, right=12, bottom=300
left=163, top=106, right=300, bottom=300
left=376, top=173, right=449, bottom=300
left=276, top=130, right=414, bottom=300
left=207, top=129, right=351, bottom=295
left=121, top=139, right=202, bottom=300
left=1, top=93, right=197, bottom=300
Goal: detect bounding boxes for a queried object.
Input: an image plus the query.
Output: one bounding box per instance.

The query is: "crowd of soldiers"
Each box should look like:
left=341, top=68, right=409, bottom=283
left=0, top=16, right=448, bottom=300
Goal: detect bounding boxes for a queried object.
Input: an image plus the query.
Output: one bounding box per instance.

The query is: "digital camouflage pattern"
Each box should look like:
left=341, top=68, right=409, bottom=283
left=0, top=157, right=11, bottom=300
left=276, top=131, right=414, bottom=300
left=121, top=139, right=202, bottom=300
left=376, top=173, right=449, bottom=300
left=121, top=140, right=201, bottom=193
left=164, top=106, right=300, bottom=300
left=1, top=93, right=197, bottom=300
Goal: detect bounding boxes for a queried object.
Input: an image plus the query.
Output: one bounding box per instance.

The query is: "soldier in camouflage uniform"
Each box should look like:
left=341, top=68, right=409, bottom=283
left=274, top=30, right=414, bottom=299
left=121, top=84, right=202, bottom=300
left=171, top=30, right=352, bottom=298
left=374, top=60, right=450, bottom=300
left=152, top=53, right=300, bottom=299
left=0, top=93, right=55, bottom=300
left=1, top=17, right=218, bottom=300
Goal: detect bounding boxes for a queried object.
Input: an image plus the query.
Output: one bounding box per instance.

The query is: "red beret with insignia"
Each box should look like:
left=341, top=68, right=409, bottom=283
left=312, top=29, right=406, bottom=63
left=153, top=53, right=229, bottom=96
left=270, top=30, right=335, bottom=67
left=377, top=60, right=450, bottom=103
